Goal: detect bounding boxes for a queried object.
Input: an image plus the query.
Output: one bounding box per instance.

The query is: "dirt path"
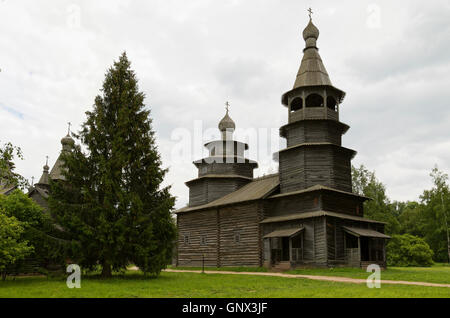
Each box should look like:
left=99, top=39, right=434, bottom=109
left=164, top=269, right=450, bottom=288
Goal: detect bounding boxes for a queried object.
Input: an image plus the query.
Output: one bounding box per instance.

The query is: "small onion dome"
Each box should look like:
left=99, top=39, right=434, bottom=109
left=303, top=19, right=319, bottom=40
left=61, top=134, right=75, bottom=150
left=218, top=111, right=235, bottom=132
left=43, top=163, right=50, bottom=172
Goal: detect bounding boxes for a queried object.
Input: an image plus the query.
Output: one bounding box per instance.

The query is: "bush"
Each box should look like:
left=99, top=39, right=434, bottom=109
left=0, top=211, right=34, bottom=280
left=387, top=234, right=434, bottom=267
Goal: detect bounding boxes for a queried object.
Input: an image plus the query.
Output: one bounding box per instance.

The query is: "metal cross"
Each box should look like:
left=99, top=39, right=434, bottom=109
left=308, top=7, right=313, bottom=19
left=67, top=122, right=72, bottom=135
left=225, top=101, right=230, bottom=113
left=31, top=176, right=34, bottom=186
left=45, top=155, right=49, bottom=166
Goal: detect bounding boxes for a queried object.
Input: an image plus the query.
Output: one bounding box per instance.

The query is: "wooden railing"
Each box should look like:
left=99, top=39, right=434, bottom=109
left=288, top=107, right=339, bottom=123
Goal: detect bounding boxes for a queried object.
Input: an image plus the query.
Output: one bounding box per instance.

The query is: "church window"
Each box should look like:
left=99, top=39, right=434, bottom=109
left=290, top=97, right=303, bottom=112
left=234, top=232, right=241, bottom=244
left=305, top=93, right=324, bottom=107
left=183, top=234, right=190, bottom=245
left=327, top=96, right=337, bottom=111
left=200, top=235, right=207, bottom=245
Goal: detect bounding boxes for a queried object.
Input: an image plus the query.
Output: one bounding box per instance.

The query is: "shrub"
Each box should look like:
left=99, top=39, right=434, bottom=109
left=0, top=210, right=34, bottom=280
left=387, top=234, right=434, bottom=267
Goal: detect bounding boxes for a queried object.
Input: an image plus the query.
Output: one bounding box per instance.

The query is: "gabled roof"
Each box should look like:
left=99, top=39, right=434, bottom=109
left=343, top=226, right=391, bottom=239
left=0, top=184, right=17, bottom=195
left=264, top=227, right=304, bottom=238
left=49, top=153, right=66, bottom=181
left=268, top=184, right=370, bottom=201
left=260, top=211, right=386, bottom=225
left=28, top=185, right=49, bottom=199
left=176, top=174, right=280, bottom=213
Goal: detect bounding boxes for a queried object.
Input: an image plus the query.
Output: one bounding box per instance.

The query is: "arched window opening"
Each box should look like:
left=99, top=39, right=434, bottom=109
left=305, top=94, right=324, bottom=107
left=290, top=97, right=303, bottom=112
left=327, top=96, right=337, bottom=111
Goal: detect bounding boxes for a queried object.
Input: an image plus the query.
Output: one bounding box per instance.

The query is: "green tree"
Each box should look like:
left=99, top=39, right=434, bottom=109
left=0, top=190, right=70, bottom=271
left=49, top=53, right=177, bottom=277
left=352, top=165, right=400, bottom=234
left=397, top=201, right=426, bottom=237
left=419, top=166, right=450, bottom=263
left=0, top=142, right=28, bottom=190
left=0, top=210, right=33, bottom=280
left=0, top=189, right=44, bottom=227
left=386, top=234, right=434, bottom=267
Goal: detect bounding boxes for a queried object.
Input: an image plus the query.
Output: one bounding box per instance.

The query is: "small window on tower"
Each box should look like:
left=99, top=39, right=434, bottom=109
left=306, top=93, right=324, bottom=107
left=183, top=235, right=190, bottom=245
left=290, top=97, right=303, bottom=112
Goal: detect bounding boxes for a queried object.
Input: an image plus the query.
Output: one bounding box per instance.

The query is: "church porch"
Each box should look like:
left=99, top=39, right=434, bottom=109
left=263, top=227, right=305, bottom=270
left=342, top=226, right=390, bottom=269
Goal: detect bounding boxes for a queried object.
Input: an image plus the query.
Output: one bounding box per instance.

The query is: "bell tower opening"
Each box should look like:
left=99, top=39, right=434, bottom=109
left=290, top=97, right=303, bottom=112
left=306, top=93, right=324, bottom=107
left=327, top=96, right=337, bottom=111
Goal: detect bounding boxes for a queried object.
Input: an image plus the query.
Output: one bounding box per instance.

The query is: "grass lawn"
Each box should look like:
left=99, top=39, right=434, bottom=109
left=0, top=269, right=449, bottom=298
left=175, top=264, right=450, bottom=285
left=287, top=263, right=450, bottom=285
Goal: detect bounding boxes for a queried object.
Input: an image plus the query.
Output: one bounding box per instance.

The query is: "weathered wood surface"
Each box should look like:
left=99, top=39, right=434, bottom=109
left=188, top=178, right=249, bottom=207
left=196, top=162, right=255, bottom=178
left=283, top=121, right=344, bottom=147
left=177, top=202, right=262, bottom=267
left=279, top=145, right=353, bottom=194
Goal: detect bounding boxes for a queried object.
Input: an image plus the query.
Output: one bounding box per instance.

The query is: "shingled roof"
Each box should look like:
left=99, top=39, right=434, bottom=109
left=260, top=210, right=386, bottom=225
left=0, top=184, right=17, bottom=195
left=176, top=174, right=279, bottom=213
left=49, top=133, right=75, bottom=181
left=268, top=184, right=370, bottom=201
left=281, top=18, right=345, bottom=105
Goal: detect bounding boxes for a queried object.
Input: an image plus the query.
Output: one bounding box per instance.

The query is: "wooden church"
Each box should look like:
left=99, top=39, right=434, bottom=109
left=28, top=130, right=75, bottom=215
left=177, top=17, right=390, bottom=270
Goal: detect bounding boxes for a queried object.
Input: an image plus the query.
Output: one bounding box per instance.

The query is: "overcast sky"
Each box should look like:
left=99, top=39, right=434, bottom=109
left=1, top=0, right=450, bottom=208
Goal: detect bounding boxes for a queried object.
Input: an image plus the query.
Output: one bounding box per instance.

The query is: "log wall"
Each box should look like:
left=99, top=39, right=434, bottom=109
left=177, top=209, right=218, bottom=267
left=279, top=145, right=354, bottom=194
left=188, top=178, right=250, bottom=207
left=284, top=121, right=343, bottom=147
left=177, top=202, right=262, bottom=267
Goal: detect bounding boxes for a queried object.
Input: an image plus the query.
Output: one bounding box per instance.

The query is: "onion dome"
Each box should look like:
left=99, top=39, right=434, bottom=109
left=61, top=133, right=75, bottom=151
left=37, top=157, right=50, bottom=186
left=218, top=111, right=235, bottom=132
left=218, top=106, right=235, bottom=140
left=303, top=19, right=319, bottom=41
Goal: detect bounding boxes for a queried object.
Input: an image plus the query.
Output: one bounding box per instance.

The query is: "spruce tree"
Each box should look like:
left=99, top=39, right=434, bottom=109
left=49, top=53, right=176, bottom=277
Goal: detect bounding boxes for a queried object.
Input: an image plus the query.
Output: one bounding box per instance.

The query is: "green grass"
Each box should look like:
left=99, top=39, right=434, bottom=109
left=285, top=264, right=450, bottom=285
left=0, top=270, right=449, bottom=298
left=174, top=264, right=450, bottom=285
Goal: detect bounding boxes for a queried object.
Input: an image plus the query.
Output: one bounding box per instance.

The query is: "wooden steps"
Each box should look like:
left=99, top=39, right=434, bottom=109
left=271, top=261, right=292, bottom=271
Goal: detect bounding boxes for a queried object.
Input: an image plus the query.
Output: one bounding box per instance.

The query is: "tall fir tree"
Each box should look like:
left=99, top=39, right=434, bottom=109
left=49, top=53, right=176, bottom=277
